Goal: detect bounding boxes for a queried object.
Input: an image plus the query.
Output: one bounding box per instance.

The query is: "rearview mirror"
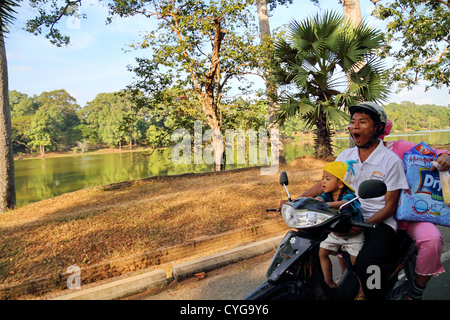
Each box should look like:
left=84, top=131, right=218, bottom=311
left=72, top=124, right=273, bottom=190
left=280, top=171, right=289, bottom=186
left=358, top=180, right=387, bottom=199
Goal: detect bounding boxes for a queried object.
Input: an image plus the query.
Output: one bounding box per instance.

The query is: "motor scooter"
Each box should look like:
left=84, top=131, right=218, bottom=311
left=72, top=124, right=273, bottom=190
left=244, top=172, right=416, bottom=300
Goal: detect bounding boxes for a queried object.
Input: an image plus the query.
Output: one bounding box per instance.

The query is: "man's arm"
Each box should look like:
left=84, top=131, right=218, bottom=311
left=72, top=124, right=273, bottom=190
left=300, top=181, right=323, bottom=198
left=365, top=190, right=401, bottom=224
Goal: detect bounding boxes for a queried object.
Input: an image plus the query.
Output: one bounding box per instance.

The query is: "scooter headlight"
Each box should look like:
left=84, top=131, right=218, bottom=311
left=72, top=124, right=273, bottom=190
left=281, top=203, right=334, bottom=229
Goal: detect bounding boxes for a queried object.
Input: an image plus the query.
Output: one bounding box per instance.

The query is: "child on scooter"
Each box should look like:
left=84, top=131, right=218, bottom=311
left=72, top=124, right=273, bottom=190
left=316, top=161, right=364, bottom=296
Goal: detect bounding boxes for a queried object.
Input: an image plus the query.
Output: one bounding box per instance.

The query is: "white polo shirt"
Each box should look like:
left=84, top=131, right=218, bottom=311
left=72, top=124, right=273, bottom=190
left=336, top=139, right=409, bottom=231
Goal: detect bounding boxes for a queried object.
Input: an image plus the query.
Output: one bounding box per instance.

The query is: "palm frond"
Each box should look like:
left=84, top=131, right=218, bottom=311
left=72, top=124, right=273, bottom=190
left=277, top=95, right=315, bottom=125
left=349, top=56, right=391, bottom=103
left=0, top=0, right=19, bottom=32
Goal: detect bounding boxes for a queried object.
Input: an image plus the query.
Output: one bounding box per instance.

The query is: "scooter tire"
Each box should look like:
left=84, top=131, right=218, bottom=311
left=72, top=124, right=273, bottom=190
left=243, top=281, right=300, bottom=300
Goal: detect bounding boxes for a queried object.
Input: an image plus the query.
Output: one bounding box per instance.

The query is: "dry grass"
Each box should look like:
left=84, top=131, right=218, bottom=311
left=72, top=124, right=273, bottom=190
left=0, top=156, right=330, bottom=288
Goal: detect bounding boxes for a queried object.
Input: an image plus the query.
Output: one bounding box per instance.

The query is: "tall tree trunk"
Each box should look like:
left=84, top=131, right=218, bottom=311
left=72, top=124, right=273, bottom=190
left=256, top=0, right=286, bottom=166
left=314, top=113, right=333, bottom=158
left=342, top=0, right=362, bottom=26
left=202, top=18, right=225, bottom=171
left=342, top=0, right=362, bottom=148
left=40, top=144, right=45, bottom=158
left=0, top=30, right=16, bottom=212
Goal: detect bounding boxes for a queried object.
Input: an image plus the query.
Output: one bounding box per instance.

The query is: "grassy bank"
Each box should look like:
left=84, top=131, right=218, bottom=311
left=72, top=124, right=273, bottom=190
left=0, top=156, right=331, bottom=298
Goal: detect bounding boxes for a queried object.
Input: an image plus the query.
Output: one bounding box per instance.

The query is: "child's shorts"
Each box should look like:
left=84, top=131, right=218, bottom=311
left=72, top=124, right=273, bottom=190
left=320, top=232, right=364, bottom=257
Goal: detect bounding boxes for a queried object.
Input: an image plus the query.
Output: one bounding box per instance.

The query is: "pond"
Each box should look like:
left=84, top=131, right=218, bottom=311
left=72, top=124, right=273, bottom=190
left=14, top=129, right=450, bottom=207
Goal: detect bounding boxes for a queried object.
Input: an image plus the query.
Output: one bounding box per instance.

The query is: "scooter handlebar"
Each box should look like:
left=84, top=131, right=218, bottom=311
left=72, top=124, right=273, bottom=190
left=351, top=220, right=377, bottom=229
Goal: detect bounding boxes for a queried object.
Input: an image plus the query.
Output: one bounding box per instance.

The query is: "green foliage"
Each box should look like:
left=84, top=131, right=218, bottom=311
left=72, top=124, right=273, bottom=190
left=9, top=90, right=39, bottom=118
left=221, top=96, right=268, bottom=131
left=273, top=10, right=390, bottom=157
left=384, top=101, right=450, bottom=131
left=9, top=89, right=449, bottom=156
left=374, top=0, right=450, bottom=91
left=10, top=89, right=81, bottom=154
left=26, top=106, right=56, bottom=152
left=36, top=89, right=81, bottom=149
left=78, top=92, right=145, bottom=148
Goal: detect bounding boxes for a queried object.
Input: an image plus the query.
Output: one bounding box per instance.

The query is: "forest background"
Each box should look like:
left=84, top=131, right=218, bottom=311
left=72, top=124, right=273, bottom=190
left=10, top=88, right=450, bottom=158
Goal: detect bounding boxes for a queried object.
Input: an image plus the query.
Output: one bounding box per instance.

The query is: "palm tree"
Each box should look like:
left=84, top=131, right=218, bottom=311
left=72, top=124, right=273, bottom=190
left=0, top=0, right=19, bottom=212
left=273, top=10, right=390, bottom=158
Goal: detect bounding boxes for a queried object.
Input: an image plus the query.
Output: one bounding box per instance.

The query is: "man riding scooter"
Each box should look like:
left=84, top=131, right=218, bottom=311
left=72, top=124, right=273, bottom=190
left=301, top=102, right=409, bottom=299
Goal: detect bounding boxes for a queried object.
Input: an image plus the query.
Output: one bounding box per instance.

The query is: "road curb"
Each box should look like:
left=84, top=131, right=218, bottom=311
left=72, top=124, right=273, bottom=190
left=51, top=235, right=284, bottom=300
left=172, top=235, right=284, bottom=282
left=51, top=269, right=168, bottom=300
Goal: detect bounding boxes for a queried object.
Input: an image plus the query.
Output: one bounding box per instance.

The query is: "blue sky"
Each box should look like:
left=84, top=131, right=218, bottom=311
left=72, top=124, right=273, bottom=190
left=6, top=0, right=449, bottom=107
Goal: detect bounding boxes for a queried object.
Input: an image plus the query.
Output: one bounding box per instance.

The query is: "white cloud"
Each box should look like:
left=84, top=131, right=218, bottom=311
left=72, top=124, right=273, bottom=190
left=64, top=32, right=96, bottom=51
left=6, top=51, right=29, bottom=62
left=9, top=65, right=34, bottom=73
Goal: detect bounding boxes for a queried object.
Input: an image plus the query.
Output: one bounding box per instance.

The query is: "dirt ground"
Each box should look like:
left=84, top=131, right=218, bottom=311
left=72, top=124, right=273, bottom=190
left=0, top=155, right=330, bottom=295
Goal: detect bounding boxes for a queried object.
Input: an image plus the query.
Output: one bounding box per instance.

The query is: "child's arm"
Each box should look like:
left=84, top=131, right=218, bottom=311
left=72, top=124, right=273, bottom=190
left=315, top=196, right=347, bottom=209
left=323, top=200, right=347, bottom=209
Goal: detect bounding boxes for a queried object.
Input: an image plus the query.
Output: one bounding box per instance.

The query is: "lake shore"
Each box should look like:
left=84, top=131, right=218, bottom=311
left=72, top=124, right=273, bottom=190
left=13, top=146, right=153, bottom=161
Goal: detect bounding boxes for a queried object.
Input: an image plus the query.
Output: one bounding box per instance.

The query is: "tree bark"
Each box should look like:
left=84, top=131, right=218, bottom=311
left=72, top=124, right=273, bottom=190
left=0, top=30, right=16, bottom=212
left=40, top=144, right=45, bottom=158
left=342, top=0, right=362, bottom=26
left=203, top=18, right=225, bottom=171
left=342, top=0, right=362, bottom=148
left=256, top=0, right=286, bottom=165
left=314, top=112, right=333, bottom=158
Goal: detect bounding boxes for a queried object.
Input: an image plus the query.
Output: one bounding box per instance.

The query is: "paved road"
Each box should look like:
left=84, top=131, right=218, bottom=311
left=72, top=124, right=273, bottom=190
left=130, top=225, right=450, bottom=300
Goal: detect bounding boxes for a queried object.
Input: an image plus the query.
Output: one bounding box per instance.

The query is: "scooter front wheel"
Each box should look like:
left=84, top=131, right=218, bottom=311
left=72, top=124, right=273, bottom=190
left=243, top=280, right=322, bottom=300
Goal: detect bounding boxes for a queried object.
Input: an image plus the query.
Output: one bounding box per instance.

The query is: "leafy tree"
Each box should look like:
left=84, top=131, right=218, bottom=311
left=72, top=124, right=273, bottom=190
left=222, top=96, right=268, bottom=131
left=36, top=89, right=81, bottom=150
left=9, top=91, right=39, bottom=153
left=108, top=0, right=263, bottom=171
left=373, top=0, right=449, bottom=91
left=80, top=92, right=148, bottom=149
left=139, top=87, right=205, bottom=148
left=27, top=107, right=55, bottom=158
left=11, top=114, right=33, bottom=153
left=273, top=11, right=390, bottom=157
left=9, top=90, right=39, bottom=118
